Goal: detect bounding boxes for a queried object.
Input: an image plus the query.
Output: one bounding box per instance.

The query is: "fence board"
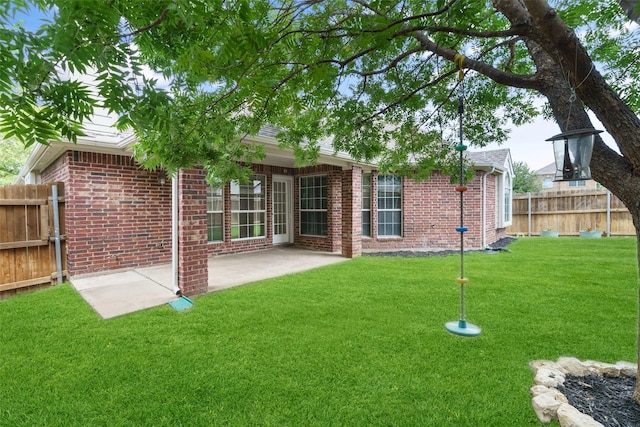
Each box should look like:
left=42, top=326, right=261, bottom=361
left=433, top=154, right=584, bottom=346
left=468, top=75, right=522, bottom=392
left=508, top=189, right=635, bottom=236
left=0, top=183, right=66, bottom=299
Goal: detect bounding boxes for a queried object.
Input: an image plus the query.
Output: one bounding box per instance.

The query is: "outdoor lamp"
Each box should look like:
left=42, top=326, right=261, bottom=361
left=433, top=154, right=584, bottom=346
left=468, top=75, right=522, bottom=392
left=546, top=128, right=602, bottom=181
left=157, top=170, right=167, bottom=185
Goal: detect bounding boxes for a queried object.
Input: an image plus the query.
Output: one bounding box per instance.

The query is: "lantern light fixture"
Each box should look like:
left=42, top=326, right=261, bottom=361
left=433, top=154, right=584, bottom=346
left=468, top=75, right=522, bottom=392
left=546, top=128, right=603, bottom=181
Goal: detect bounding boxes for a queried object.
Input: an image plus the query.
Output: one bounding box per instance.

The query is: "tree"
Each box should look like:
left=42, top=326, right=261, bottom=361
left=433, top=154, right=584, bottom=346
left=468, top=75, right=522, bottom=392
left=3, top=0, right=640, bottom=399
left=513, top=161, right=542, bottom=193
left=0, top=136, right=30, bottom=186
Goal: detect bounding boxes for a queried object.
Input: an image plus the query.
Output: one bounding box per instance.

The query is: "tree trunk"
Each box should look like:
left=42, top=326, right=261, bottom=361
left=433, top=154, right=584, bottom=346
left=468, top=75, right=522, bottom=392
left=494, top=0, right=640, bottom=403
left=635, top=214, right=640, bottom=403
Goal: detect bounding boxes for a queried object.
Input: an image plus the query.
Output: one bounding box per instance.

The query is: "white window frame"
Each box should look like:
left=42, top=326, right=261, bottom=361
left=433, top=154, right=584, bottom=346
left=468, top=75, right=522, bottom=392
left=377, top=174, right=402, bottom=237
left=362, top=173, right=372, bottom=237
left=299, top=175, right=328, bottom=236
left=207, top=185, right=224, bottom=243
left=497, top=172, right=512, bottom=228
left=230, top=175, right=266, bottom=240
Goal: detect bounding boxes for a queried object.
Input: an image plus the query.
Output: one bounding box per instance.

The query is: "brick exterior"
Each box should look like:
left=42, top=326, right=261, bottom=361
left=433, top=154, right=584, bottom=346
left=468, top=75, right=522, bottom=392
left=362, top=170, right=505, bottom=251
left=342, top=166, right=362, bottom=258
left=41, top=151, right=172, bottom=276
left=293, top=165, right=344, bottom=253
left=39, top=150, right=507, bottom=295
left=177, top=168, right=208, bottom=296
left=482, top=174, right=506, bottom=246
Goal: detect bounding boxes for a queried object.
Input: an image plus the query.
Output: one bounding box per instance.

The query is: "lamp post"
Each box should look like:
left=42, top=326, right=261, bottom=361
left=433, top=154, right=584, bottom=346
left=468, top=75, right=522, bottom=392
left=546, top=128, right=602, bottom=181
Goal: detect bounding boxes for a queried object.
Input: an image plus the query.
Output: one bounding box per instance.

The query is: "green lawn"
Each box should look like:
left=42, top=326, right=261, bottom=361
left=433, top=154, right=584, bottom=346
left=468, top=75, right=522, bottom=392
left=1, top=238, right=637, bottom=426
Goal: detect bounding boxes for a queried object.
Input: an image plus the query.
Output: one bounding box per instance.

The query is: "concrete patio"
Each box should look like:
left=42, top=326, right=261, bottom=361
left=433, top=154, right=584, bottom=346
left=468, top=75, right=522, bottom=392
left=71, top=247, right=348, bottom=319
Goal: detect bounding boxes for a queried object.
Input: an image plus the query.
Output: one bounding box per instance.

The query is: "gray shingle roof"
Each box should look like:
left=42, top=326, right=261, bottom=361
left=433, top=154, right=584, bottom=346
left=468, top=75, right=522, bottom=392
left=535, top=162, right=556, bottom=174
left=466, top=148, right=510, bottom=168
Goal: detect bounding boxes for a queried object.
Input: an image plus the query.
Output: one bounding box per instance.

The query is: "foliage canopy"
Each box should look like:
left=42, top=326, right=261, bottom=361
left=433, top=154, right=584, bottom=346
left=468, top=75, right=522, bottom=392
left=0, top=136, right=30, bottom=185
left=0, top=1, right=638, bottom=185
left=513, top=161, right=542, bottom=193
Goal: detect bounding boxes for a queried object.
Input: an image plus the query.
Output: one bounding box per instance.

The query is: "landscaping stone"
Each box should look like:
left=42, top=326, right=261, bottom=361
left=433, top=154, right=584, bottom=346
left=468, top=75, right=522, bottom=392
left=557, top=403, right=605, bottom=427
left=530, top=357, right=638, bottom=426
left=532, top=389, right=568, bottom=423
left=557, top=357, right=589, bottom=376
left=616, top=361, right=638, bottom=377
left=534, top=366, right=566, bottom=388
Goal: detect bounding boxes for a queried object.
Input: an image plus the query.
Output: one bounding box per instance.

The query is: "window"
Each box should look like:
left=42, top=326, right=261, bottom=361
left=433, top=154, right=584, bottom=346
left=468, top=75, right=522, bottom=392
left=362, top=173, right=371, bottom=236
left=542, top=177, right=553, bottom=189
left=569, top=180, right=586, bottom=187
left=497, top=173, right=512, bottom=227
left=207, top=186, right=224, bottom=242
left=300, top=175, right=327, bottom=236
left=377, top=175, right=402, bottom=236
left=504, top=174, right=512, bottom=224
left=230, top=175, right=266, bottom=239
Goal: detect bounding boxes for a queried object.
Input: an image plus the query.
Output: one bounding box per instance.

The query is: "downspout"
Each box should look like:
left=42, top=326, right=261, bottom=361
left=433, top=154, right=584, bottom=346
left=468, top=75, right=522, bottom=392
left=172, top=172, right=181, bottom=295
left=50, top=184, right=63, bottom=284
left=481, top=167, right=495, bottom=248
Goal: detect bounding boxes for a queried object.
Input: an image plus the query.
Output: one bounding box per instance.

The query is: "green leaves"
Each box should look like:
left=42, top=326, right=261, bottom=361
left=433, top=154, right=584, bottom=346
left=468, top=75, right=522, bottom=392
left=512, top=161, right=542, bottom=193
left=0, top=1, right=636, bottom=183
left=0, top=135, right=30, bottom=185
left=0, top=1, right=131, bottom=147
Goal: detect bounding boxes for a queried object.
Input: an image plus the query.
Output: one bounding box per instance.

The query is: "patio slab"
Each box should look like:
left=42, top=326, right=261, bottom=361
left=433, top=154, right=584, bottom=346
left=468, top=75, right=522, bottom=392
left=71, top=248, right=347, bottom=319
left=71, top=270, right=177, bottom=319
left=207, top=247, right=348, bottom=291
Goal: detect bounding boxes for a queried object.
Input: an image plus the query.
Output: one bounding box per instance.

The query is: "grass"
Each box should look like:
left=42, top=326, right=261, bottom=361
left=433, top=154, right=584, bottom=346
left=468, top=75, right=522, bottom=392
left=0, top=237, right=637, bottom=426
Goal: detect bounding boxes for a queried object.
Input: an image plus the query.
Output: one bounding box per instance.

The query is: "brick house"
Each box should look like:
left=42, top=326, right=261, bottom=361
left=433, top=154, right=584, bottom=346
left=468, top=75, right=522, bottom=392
left=17, top=110, right=513, bottom=296
left=535, top=162, right=604, bottom=192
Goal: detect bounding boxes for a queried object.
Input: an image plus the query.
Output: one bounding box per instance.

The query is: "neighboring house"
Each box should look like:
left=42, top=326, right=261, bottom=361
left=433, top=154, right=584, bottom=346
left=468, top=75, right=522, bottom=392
left=17, top=110, right=513, bottom=296
left=536, top=162, right=603, bottom=191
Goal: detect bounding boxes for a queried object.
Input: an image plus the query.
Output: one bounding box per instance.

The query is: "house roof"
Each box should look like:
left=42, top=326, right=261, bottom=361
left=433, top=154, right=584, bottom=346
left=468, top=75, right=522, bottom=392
left=17, top=117, right=512, bottom=181
left=467, top=148, right=513, bottom=175
left=536, top=162, right=556, bottom=175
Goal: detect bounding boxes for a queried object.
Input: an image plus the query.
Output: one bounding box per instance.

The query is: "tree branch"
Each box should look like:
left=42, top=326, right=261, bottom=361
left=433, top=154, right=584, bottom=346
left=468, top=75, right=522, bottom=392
left=411, top=31, right=541, bottom=90
left=521, top=0, right=640, bottom=168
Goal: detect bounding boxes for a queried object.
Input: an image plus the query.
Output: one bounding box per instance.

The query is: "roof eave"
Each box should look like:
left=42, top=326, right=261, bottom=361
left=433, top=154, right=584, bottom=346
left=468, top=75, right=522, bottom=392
left=18, top=135, right=134, bottom=180
left=245, top=134, right=378, bottom=170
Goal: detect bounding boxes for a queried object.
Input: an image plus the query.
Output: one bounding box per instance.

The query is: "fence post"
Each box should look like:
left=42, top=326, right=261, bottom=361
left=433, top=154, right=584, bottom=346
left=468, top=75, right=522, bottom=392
left=606, top=190, right=611, bottom=237
left=528, top=192, right=532, bottom=236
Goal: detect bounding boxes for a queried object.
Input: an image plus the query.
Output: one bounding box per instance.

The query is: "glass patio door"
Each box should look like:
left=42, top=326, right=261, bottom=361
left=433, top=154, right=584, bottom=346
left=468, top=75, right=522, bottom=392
left=272, top=176, right=293, bottom=244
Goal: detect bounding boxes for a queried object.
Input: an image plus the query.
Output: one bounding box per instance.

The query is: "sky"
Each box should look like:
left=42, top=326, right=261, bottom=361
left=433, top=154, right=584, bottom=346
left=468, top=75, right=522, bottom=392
left=483, top=113, right=617, bottom=172
left=483, top=116, right=559, bottom=172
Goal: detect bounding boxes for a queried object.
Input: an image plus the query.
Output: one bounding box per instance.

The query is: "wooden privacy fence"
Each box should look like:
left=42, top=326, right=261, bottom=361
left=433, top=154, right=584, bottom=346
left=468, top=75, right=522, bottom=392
left=0, top=183, right=67, bottom=298
left=507, top=189, right=635, bottom=237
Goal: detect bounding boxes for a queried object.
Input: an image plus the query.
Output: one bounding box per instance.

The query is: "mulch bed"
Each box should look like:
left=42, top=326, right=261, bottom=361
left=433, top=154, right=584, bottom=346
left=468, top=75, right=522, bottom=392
left=560, top=375, right=640, bottom=427
left=364, top=237, right=517, bottom=258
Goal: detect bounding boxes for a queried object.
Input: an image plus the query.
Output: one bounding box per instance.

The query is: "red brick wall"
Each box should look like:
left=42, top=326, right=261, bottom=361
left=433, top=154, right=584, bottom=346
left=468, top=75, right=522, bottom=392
left=41, top=153, right=70, bottom=183
left=177, top=168, right=208, bottom=295
left=40, top=150, right=507, bottom=284
left=483, top=174, right=508, bottom=244
left=41, top=151, right=172, bottom=276
left=205, top=163, right=346, bottom=255
left=362, top=171, right=493, bottom=251
left=293, top=165, right=343, bottom=253
left=342, top=166, right=362, bottom=258
left=206, top=164, right=295, bottom=256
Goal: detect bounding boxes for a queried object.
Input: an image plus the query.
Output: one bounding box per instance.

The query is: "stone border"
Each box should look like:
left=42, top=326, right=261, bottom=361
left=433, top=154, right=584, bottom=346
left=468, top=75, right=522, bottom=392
left=530, top=357, right=637, bottom=426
